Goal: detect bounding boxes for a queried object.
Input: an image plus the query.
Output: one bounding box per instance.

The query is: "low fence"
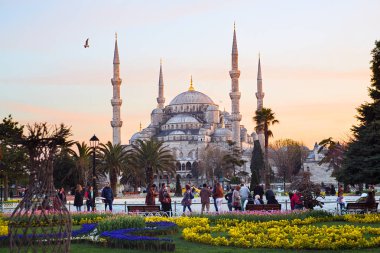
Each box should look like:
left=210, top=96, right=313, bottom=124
left=0, top=199, right=374, bottom=215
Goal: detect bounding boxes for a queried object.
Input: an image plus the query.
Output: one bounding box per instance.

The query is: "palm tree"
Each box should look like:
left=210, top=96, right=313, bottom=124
left=97, top=141, right=130, bottom=195
left=253, top=107, right=279, bottom=189
left=72, top=142, right=91, bottom=186
left=128, top=139, right=176, bottom=189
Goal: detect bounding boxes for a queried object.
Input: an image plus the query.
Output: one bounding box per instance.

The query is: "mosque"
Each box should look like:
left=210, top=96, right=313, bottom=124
left=109, top=27, right=266, bottom=181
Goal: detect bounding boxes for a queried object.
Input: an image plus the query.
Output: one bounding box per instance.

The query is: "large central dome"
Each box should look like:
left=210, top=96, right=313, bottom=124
left=169, top=90, right=215, bottom=105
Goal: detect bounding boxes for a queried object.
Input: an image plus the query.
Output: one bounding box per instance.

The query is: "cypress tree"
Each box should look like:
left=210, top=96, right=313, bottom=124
left=250, top=140, right=264, bottom=190
left=339, top=41, right=380, bottom=184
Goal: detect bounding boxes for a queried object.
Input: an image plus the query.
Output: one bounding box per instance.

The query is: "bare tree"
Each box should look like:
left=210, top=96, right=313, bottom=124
left=270, top=139, right=308, bottom=191
left=198, top=145, right=227, bottom=184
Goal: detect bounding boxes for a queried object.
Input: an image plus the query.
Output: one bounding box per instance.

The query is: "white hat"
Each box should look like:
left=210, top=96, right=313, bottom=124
left=360, top=193, right=368, bottom=198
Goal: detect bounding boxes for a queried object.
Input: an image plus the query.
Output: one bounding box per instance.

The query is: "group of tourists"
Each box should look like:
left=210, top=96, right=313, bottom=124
left=177, top=182, right=278, bottom=214
left=57, top=182, right=114, bottom=212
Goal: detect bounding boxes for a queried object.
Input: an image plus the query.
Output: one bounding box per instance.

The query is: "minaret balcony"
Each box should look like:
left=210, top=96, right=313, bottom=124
left=111, top=99, right=122, bottom=106
left=229, top=92, right=241, bottom=100
left=229, top=114, right=242, bottom=121
left=111, top=121, right=123, bottom=127
left=229, top=70, right=240, bottom=78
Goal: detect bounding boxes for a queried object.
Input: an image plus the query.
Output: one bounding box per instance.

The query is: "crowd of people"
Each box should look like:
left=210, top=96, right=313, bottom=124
left=54, top=182, right=377, bottom=214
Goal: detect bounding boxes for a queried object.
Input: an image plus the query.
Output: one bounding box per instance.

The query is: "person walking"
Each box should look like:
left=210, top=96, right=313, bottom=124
left=225, top=188, right=233, bottom=211
left=159, top=183, right=172, bottom=216
left=233, top=185, right=242, bottom=211
left=74, top=184, right=84, bottom=212
left=101, top=182, right=114, bottom=212
left=214, top=183, right=224, bottom=213
left=239, top=184, right=249, bottom=211
left=200, top=183, right=211, bottom=214
left=181, top=184, right=193, bottom=213
left=85, top=185, right=95, bottom=212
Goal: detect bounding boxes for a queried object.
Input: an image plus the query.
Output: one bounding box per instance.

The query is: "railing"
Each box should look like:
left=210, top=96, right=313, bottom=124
left=1, top=199, right=374, bottom=216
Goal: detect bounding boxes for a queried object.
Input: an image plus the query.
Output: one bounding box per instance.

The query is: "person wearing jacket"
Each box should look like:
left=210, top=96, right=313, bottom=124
left=85, top=186, right=95, bottom=211
left=74, top=184, right=84, bottom=212
left=101, top=182, right=114, bottom=212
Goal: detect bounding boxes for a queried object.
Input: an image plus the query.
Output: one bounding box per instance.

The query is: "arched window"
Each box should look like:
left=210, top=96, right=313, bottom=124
left=176, top=162, right=181, bottom=171
left=186, top=162, right=191, bottom=171
left=181, top=163, right=185, bottom=171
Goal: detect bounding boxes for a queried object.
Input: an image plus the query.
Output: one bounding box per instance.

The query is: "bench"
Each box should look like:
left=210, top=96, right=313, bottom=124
left=345, top=202, right=378, bottom=214
left=245, top=204, right=281, bottom=211
left=127, top=205, right=163, bottom=216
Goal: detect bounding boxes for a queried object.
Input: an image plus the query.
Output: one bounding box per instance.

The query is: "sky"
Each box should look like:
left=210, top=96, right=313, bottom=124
left=0, top=0, right=379, bottom=149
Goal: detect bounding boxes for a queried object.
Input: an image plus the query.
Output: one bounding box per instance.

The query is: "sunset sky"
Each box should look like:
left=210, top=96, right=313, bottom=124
left=1, top=0, right=379, bottom=148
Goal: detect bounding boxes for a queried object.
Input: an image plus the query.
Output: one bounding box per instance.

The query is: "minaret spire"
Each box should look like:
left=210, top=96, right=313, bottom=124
left=156, top=59, right=165, bottom=109
left=229, top=23, right=242, bottom=148
left=111, top=34, right=123, bottom=144
left=256, top=53, right=265, bottom=110
left=256, top=54, right=265, bottom=148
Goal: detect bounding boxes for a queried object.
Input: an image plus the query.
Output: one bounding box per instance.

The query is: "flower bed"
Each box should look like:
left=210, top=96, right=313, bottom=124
left=100, top=222, right=177, bottom=251
left=181, top=214, right=380, bottom=250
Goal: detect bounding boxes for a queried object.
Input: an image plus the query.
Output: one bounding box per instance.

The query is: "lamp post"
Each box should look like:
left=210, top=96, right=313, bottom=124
left=90, top=134, right=99, bottom=210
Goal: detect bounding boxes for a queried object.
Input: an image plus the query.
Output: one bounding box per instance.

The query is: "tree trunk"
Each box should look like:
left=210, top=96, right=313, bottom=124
left=110, top=170, right=118, bottom=197
left=3, top=174, right=9, bottom=201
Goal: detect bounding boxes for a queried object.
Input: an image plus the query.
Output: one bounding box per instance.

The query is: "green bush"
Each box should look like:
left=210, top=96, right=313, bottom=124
left=97, top=215, right=145, bottom=234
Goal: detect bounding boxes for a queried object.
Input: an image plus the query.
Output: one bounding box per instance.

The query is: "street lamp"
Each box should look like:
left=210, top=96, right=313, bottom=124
left=90, top=134, right=99, bottom=210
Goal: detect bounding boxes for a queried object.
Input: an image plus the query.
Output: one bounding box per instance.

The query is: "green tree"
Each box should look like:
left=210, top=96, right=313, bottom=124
left=250, top=140, right=264, bottom=190
left=97, top=141, right=129, bottom=195
left=253, top=107, right=279, bottom=188
left=0, top=115, right=27, bottom=201
left=128, top=139, right=176, bottom=190
left=318, top=137, right=346, bottom=177
left=341, top=41, right=380, bottom=185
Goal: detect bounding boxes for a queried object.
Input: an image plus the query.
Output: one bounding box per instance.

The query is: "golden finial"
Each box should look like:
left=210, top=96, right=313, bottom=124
left=188, top=75, right=195, bottom=91
left=115, top=32, right=118, bottom=40
left=139, top=122, right=142, bottom=132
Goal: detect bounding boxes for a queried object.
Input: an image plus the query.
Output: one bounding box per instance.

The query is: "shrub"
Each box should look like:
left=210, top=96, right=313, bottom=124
left=97, top=215, right=145, bottom=234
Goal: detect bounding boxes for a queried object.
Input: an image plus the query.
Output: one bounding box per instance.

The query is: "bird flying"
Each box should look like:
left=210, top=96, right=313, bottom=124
left=84, top=38, right=89, bottom=48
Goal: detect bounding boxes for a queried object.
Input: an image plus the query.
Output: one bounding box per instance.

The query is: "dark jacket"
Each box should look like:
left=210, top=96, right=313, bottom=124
left=74, top=190, right=83, bottom=207
left=267, top=196, right=279, bottom=204
left=224, top=192, right=233, bottom=204
left=101, top=186, right=114, bottom=201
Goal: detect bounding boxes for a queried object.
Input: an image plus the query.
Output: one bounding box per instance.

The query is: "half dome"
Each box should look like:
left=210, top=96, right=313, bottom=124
left=166, top=114, right=199, bottom=124
left=169, top=90, right=215, bottom=105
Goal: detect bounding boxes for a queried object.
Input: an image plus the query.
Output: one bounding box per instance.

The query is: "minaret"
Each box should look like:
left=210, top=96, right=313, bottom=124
left=110, top=33, right=123, bottom=145
left=229, top=23, right=242, bottom=147
left=156, top=59, right=165, bottom=109
left=256, top=54, right=265, bottom=110
left=256, top=54, right=265, bottom=147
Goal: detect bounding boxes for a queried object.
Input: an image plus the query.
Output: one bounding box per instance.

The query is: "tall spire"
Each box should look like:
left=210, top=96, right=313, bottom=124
left=255, top=54, right=265, bottom=148
left=188, top=75, right=195, bottom=91
left=111, top=33, right=123, bottom=145
left=113, top=33, right=120, bottom=65
left=229, top=23, right=242, bottom=148
left=256, top=54, right=265, bottom=111
left=156, top=59, right=165, bottom=109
